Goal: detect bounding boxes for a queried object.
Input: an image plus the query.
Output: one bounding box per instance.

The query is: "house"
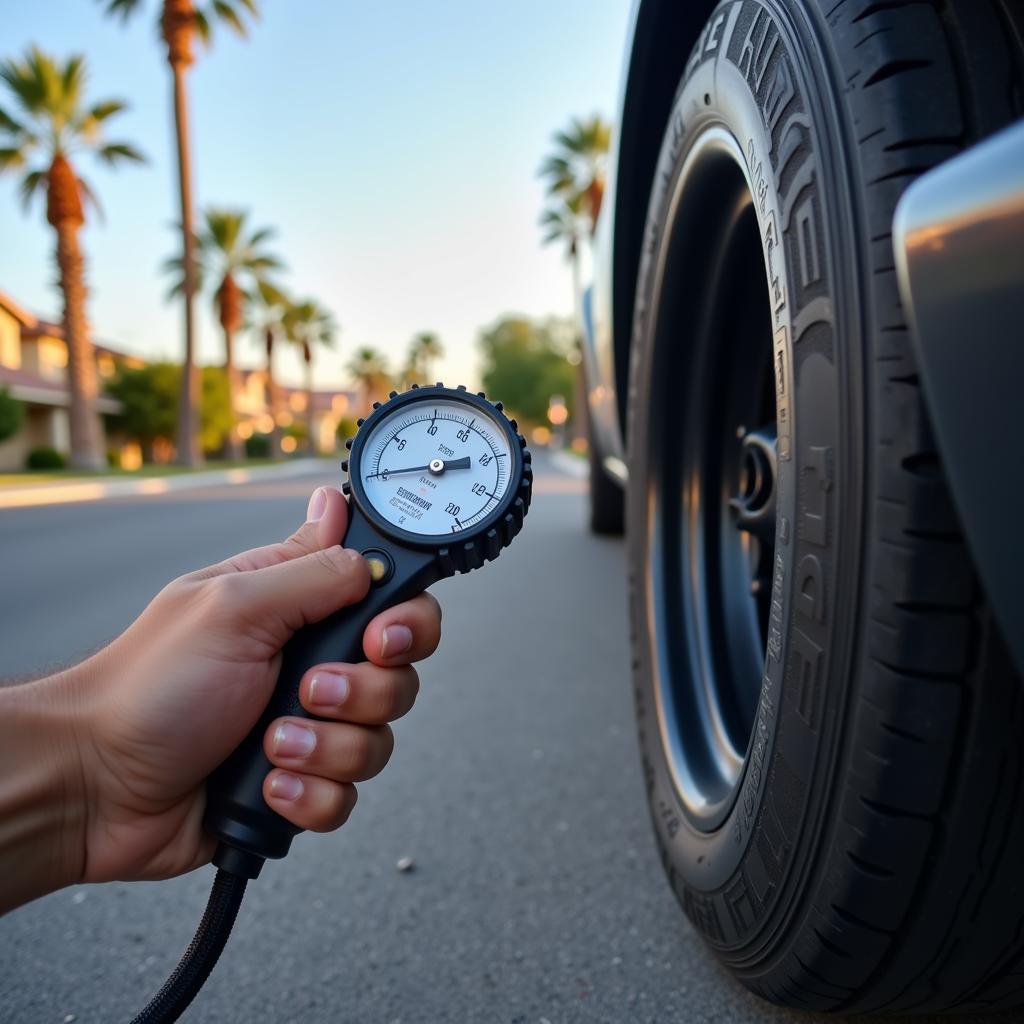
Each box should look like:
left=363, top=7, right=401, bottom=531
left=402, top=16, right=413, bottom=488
left=0, top=288, right=357, bottom=470
left=0, top=290, right=139, bottom=471
left=236, top=368, right=357, bottom=454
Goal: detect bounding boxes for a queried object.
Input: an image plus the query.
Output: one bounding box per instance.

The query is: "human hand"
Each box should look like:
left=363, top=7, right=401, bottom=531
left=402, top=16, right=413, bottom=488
left=0, top=486, right=441, bottom=908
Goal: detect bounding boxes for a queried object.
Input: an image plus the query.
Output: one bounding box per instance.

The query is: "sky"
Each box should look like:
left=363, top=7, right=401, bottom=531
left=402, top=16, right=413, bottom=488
left=1, top=0, right=632, bottom=391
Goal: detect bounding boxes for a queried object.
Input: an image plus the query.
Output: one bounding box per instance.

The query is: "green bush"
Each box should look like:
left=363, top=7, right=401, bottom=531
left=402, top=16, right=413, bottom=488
left=0, top=387, right=24, bottom=443
left=26, top=446, right=66, bottom=470
left=245, top=433, right=271, bottom=458
left=335, top=416, right=358, bottom=443
left=107, top=449, right=121, bottom=469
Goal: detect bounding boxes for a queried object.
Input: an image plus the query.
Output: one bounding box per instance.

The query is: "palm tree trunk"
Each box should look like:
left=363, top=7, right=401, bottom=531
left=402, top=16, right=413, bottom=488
left=304, top=351, right=315, bottom=454
left=170, top=59, right=201, bottom=466
left=570, top=244, right=586, bottom=446
left=265, top=330, right=281, bottom=459
left=54, top=220, right=105, bottom=469
left=222, top=326, right=243, bottom=461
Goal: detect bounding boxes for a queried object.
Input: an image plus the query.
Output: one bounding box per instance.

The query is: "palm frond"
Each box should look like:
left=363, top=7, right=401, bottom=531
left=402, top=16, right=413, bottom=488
left=0, top=105, right=26, bottom=135
left=255, top=279, right=289, bottom=309
left=77, top=174, right=105, bottom=223
left=211, top=0, right=248, bottom=36
left=247, top=225, right=276, bottom=247
left=246, top=255, right=284, bottom=271
left=0, top=146, right=25, bottom=171
left=99, top=0, right=143, bottom=22
left=61, top=54, right=87, bottom=112
left=87, top=98, right=127, bottom=123
left=193, top=8, right=212, bottom=42
left=98, top=141, right=146, bottom=164
left=17, top=168, right=46, bottom=210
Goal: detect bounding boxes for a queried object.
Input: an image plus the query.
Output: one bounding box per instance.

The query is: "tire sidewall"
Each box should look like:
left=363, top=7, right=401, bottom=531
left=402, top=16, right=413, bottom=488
left=627, top=0, right=860, bottom=955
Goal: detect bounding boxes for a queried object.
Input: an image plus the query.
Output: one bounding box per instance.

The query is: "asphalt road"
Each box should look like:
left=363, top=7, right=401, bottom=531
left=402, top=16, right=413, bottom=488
left=0, top=457, right=1011, bottom=1024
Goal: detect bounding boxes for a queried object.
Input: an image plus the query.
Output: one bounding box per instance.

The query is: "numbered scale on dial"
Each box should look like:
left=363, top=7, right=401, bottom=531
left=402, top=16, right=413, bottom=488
left=357, top=397, right=513, bottom=536
left=341, top=384, right=531, bottom=569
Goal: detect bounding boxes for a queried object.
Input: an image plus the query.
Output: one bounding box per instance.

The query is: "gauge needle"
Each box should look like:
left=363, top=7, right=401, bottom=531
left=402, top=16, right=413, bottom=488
left=365, top=457, right=472, bottom=480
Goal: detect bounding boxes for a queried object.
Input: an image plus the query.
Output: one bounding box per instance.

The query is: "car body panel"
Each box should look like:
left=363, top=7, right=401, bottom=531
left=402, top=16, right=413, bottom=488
left=894, top=120, right=1024, bottom=674
left=583, top=0, right=718, bottom=482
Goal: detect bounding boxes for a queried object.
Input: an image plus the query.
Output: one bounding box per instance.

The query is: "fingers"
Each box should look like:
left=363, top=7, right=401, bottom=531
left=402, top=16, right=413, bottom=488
left=362, top=592, right=443, bottom=667
left=264, top=719, right=395, bottom=783
left=263, top=770, right=358, bottom=833
left=298, top=662, right=420, bottom=724
left=188, top=487, right=350, bottom=579
left=222, top=544, right=372, bottom=635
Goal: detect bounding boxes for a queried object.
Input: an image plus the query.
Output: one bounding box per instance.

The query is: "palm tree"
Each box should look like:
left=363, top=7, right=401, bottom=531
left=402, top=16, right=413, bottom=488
left=164, top=208, right=282, bottom=459
left=99, top=0, right=260, bottom=466
left=538, top=114, right=610, bottom=233
left=348, top=346, right=393, bottom=414
left=539, top=192, right=587, bottom=308
left=248, top=279, right=290, bottom=458
left=539, top=117, right=609, bottom=448
left=404, top=331, right=443, bottom=388
left=0, top=48, right=144, bottom=469
left=284, top=299, right=336, bottom=453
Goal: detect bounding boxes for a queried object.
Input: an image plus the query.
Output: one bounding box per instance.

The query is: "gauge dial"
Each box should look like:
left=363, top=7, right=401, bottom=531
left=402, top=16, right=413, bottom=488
left=357, top=398, right=514, bottom=537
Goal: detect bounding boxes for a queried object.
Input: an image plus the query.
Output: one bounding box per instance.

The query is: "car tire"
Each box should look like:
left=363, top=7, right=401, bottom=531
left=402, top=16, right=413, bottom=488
left=626, top=0, right=1024, bottom=1013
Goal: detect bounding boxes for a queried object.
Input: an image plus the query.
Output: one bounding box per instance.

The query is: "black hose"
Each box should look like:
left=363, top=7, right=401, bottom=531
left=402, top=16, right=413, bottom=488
left=130, top=869, right=247, bottom=1024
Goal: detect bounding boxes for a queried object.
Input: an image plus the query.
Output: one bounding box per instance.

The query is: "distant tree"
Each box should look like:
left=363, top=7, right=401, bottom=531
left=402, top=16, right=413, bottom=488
left=199, top=364, right=234, bottom=455
left=404, top=331, right=443, bottom=388
left=348, top=346, right=393, bottom=412
left=108, top=362, right=235, bottom=460
left=248, top=279, right=291, bottom=458
left=0, top=387, right=24, bottom=442
left=107, top=363, right=180, bottom=461
left=284, top=299, right=336, bottom=452
left=478, top=316, right=575, bottom=426
left=0, top=47, right=144, bottom=468
left=99, top=0, right=261, bottom=466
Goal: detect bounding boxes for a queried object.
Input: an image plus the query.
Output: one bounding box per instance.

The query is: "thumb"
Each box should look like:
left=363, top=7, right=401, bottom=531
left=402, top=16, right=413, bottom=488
left=191, top=487, right=350, bottom=580
left=229, top=544, right=372, bottom=636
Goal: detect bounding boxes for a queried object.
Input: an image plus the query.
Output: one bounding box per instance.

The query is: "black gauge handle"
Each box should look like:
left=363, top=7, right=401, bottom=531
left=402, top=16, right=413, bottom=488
left=203, top=507, right=445, bottom=875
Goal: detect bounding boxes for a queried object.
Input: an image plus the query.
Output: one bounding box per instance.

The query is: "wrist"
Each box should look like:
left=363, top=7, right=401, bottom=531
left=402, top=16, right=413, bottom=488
left=0, top=663, right=93, bottom=911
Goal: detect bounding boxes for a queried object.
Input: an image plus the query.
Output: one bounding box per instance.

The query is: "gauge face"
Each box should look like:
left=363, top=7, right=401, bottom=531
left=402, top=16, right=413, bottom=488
left=356, top=398, right=515, bottom=537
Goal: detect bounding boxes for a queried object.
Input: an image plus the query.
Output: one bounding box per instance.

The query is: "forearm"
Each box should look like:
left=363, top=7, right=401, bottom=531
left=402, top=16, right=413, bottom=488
left=0, top=670, right=88, bottom=913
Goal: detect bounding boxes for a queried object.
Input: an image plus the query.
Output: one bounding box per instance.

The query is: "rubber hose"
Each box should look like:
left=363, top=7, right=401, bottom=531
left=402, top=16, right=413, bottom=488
left=130, top=869, right=247, bottom=1024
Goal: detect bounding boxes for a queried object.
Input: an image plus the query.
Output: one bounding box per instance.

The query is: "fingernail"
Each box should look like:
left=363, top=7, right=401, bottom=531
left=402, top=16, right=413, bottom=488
left=270, top=773, right=304, bottom=802
left=306, top=487, right=328, bottom=522
left=381, top=624, right=413, bottom=658
left=309, top=671, right=350, bottom=707
left=273, top=722, right=317, bottom=758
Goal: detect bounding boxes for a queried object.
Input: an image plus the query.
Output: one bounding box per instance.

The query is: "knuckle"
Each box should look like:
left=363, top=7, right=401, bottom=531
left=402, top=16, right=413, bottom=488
left=343, top=726, right=375, bottom=773
left=314, top=783, right=356, bottom=833
left=314, top=546, right=370, bottom=588
left=314, top=546, right=349, bottom=578
left=385, top=668, right=418, bottom=717
left=376, top=672, right=401, bottom=718
left=205, top=572, right=244, bottom=612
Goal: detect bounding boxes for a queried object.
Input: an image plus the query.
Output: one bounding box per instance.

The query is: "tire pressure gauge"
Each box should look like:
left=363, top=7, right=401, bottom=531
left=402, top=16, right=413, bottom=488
left=347, top=384, right=530, bottom=566
left=204, top=384, right=532, bottom=877
left=133, top=388, right=530, bottom=1022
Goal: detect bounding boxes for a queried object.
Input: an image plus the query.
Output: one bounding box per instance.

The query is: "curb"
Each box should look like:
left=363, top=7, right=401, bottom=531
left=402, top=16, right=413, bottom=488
left=0, top=458, right=335, bottom=510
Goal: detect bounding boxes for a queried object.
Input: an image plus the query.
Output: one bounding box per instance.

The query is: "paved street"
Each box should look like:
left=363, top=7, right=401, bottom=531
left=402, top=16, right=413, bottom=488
left=0, top=458, right=1006, bottom=1023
